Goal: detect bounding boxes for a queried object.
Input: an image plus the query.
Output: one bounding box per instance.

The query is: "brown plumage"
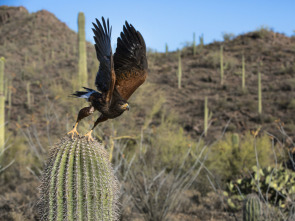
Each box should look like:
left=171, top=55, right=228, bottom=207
left=67, top=17, right=148, bottom=141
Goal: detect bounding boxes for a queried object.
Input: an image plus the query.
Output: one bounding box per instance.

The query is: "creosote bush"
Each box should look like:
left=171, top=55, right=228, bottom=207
left=206, top=132, right=278, bottom=182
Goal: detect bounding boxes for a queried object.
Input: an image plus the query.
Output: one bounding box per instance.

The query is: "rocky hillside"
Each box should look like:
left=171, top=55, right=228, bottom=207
left=1, top=5, right=295, bottom=142
left=0, top=6, right=98, bottom=139
left=149, top=31, right=295, bottom=142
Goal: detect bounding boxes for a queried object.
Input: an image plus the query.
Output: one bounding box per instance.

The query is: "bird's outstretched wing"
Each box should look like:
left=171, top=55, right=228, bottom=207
left=113, top=21, right=148, bottom=100
left=92, top=17, right=116, bottom=104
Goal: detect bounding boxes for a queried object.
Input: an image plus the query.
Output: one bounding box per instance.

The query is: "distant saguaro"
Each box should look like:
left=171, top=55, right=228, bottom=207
left=178, top=50, right=182, bottom=89
left=220, top=45, right=224, bottom=85
left=78, top=12, right=88, bottom=88
left=258, top=72, right=262, bottom=114
left=0, top=57, right=5, bottom=150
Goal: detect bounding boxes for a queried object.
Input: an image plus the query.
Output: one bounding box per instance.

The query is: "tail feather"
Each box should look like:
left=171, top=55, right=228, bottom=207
left=82, top=87, right=95, bottom=92
left=72, top=88, right=97, bottom=101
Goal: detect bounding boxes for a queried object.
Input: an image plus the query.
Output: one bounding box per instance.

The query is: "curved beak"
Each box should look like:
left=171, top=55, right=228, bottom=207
left=123, top=103, right=130, bottom=111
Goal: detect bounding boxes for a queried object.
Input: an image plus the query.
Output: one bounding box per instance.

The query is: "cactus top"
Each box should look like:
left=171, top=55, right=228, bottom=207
left=39, top=135, right=119, bottom=220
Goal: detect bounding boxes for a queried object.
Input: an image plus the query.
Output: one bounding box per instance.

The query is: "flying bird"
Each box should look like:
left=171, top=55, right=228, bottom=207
left=67, top=17, right=148, bottom=141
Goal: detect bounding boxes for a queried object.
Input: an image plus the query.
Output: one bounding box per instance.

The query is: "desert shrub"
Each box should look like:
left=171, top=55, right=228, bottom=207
left=120, top=126, right=207, bottom=221
left=144, top=111, right=198, bottom=171
left=222, top=32, right=235, bottom=41
left=203, top=51, right=220, bottom=68
left=224, top=55, right=239, bottom=71
left=253, top=25, right=271, bottom=39
left=206, top=132, right=278, bottom=182
left=203, top=50, right=238, bottom=70
left=0, top=129, right=44, bottom=183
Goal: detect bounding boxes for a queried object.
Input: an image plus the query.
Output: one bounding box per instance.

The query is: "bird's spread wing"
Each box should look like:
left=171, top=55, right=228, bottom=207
left=113, top=21, right=148, bottom=100
left=92, top=17, right=116, bottom=104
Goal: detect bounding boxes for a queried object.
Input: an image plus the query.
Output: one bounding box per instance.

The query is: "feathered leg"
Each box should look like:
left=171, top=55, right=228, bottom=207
left=67, top=106, right=95, bottom=138
left=84, top=114, right=108, bottom=141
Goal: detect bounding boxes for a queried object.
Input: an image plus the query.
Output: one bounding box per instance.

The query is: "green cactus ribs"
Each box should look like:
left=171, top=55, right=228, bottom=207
left=243, top=194, right=261, bottom=221
left=39, top=136, right=119, bottom=221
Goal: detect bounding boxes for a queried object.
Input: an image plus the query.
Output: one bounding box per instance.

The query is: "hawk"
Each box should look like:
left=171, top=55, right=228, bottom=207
left=67, top=17, right=148, bottom=141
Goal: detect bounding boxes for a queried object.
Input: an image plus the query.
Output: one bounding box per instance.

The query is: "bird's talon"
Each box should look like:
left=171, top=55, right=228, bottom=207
left=67, top=128, right=79, bottom=139
left=84, top=131, right=94, bottom=142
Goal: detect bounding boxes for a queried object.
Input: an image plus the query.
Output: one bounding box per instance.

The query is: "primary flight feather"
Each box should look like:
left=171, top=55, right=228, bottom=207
left=68, top=17, right=148, bottom=141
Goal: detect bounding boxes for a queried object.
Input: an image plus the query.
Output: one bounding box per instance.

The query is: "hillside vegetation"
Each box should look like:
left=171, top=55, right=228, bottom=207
left=1, top=6, right=295, bottom=221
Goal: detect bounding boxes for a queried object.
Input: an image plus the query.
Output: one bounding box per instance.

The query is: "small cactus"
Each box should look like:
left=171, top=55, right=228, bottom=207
left=39, top=136, right=119, bottom=221
left=231, top=133, right=239, bottom=149
left=243, top=194, right=262, bottom=221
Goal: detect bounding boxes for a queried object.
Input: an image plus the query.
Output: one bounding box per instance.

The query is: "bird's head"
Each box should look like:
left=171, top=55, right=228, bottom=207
left=117, top=100, right=130, bottom=111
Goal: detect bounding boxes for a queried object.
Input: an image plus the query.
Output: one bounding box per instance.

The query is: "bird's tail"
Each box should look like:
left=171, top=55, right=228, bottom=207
left=72, top=87, right=96, bottom=101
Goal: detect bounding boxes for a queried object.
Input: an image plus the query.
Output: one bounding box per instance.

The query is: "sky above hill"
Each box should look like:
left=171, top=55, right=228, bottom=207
left=2, top=0, right=295, bottom=52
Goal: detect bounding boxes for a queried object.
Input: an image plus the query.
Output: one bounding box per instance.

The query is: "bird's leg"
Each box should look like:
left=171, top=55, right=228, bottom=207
left=67, top=122, right=79, bottom=138
left=84, top=115, right=108, bottom=142
left=67, top=106, right=95, bottom=139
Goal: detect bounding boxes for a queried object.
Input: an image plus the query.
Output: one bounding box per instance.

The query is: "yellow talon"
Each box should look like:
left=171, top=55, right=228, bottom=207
left=67, top=123, right=79, bottom=139
left=84, top=130, right=94, bottom=142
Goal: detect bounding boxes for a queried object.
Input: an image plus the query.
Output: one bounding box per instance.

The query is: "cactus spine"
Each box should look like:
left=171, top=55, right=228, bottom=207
left=204, top=96, right=208, bottom=136
left=243, top=194, right=261, bottom=221
left=39, top=136, right=119, bottom=221
left=178, top=51, right=182, bottom=89
left=242, top=54, right=245, bottom=90
left=0, top=57, right=4, bottom=150
left=78, top=12, right=88, bottom=88
left=193, top=32, right=196, bottom=56
left=220, top=45, right=224, bottom=85
left=258, top=72, right=262, bottom=114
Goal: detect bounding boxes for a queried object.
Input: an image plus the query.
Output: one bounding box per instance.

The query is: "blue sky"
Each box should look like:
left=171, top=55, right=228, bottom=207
left=2, top=0, right=295, bottom=52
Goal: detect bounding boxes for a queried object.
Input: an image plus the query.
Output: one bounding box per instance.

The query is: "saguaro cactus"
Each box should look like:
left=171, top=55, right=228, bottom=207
left=78, top=12, right=88, bottom=88
left=27, top=82, right=31, bottom=109
left=243, top=194, right=261, bottom=221
left=199, top=34, right=204, bottom=48
left=242, top=54, right=245, bottom=90
left=39, top=136, right=119, bottom=221
left=0, top=57, right=5, bottom=150
left=165, top=43, right=168, bottom=56
left=178, top=50, right=182, bottom=89
left=258, top=72, right=262, bottom=114
left=220, top=45, right=224, bottom=85
left=204, top=96, right=208, bottom=136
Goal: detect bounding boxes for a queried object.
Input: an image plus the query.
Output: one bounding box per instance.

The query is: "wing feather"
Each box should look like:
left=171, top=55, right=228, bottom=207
left=114, top=21, right=148, bottom=100
left=92, top=17, right=115, bottom=104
